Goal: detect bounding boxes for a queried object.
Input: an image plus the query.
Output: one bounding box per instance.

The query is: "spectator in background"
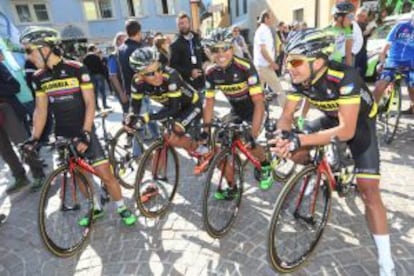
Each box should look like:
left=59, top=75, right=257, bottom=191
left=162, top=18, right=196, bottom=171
left=231, top=26, right=252, bottom=59
left=83, top=44, right=109, bottom=110
left=118, top=20, right=143, bottom=104
left=108, top=31, right=129, bottom=114
left=328, top=2, right=355, bottom=66
left=355, top=7, right=370, bottom=77
left=170, top=12, right=207, bottom=91
left=154, top=34, right=171, bottom=66
left=0, top=50, right=45, bottom=193
left=97, top=49, right=113, bottom=95
left=300, top=22, right=308, bottom=30
left=275, top=22, right=289, bottom=76
left=253, top=10, right=284, bottom=105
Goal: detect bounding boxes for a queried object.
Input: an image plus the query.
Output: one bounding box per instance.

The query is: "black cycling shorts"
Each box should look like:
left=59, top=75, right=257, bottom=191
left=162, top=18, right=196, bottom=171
left=82, top=129, right=108, bottom=167
left=305, top=116, right=380, bottom=180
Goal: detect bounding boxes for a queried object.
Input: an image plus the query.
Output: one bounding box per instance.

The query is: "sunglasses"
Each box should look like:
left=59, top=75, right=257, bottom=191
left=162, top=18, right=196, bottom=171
left=24, top=47, right=33, bottom=55
left=142, top=67, right=162, bottom=77
left=211, top=44, right=232, bottom=54
left=286, top=57, right=315, bottom=68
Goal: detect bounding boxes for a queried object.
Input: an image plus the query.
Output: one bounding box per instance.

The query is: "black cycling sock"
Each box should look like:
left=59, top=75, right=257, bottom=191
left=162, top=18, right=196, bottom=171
left=261, top=161, right=270, bottom=167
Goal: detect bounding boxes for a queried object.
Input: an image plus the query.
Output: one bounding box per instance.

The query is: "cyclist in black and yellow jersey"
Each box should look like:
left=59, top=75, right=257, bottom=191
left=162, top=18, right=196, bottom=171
left=203, top=32, right=272, bottom=193
left=124, top=47, right=208, bottom=173
left=20, top=26, right=137, bottom=226
left=269, top=29, right=395, bottom=276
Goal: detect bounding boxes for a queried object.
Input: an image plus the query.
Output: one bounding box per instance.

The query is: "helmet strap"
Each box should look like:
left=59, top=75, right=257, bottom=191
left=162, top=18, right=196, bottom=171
left=307, top=59, right=327, bottom=85
left=39, top=47, right=53, bottom=69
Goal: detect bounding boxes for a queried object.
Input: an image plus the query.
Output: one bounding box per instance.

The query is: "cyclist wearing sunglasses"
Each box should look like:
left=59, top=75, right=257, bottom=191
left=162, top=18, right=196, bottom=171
left=20, top=26, right=137, bottom=226
left=269, top=28, right=395, bottom=276
left=125, top=47, right=206, bottom=172
left=203, top=33, right=272, bottom=192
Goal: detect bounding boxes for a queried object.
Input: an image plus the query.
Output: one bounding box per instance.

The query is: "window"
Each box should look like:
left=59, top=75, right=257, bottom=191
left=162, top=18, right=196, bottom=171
left=83, top=0, right=113, bottom=20
left=14, top=3, right=50, bottom=23
left=243, top=0, right=247, bottom=14
left=156, top=0, right=176, bottom=15
left=235, top=0, right=239, bottom=17
left=33, top=4, right=49, bottom=22
left=127, top=0, right=143, bottom=17
left=293, top=8, right=304, bottom=22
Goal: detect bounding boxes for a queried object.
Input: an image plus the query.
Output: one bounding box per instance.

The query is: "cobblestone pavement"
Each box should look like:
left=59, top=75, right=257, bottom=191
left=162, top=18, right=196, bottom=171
left=0, top=86, right=413, bottom=276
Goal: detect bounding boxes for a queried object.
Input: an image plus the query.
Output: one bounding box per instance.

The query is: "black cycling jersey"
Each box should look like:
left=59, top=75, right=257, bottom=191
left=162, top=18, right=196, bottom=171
left=287, top=61, right=377, bottom=119
left=33, top=59, right=93, bottom=137
left=130, top=66, right=200, bottom=121
left=205, top=56, right=263, bottom=121
left=287, top=61, right=380, bottom=179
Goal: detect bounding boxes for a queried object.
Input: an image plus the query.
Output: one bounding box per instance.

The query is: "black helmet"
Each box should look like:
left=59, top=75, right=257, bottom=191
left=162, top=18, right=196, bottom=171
left=332, top=2, right=355, bottom=15
left=129, top=46, right=159, bottom=73
left=20, top=26, right=60, bottom=47
left=284, top=28, right=335, bottom=58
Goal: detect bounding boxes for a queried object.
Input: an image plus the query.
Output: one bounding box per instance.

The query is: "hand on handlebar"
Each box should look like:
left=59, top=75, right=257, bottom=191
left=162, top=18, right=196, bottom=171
left=268, top=130, right=301, bottom=158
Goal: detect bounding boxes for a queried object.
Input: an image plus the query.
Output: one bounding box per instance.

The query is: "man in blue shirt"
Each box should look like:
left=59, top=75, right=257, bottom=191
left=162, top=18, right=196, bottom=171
left=374, top=11, right=414, bottom=114
left=108, top=20, right=142, bottom=114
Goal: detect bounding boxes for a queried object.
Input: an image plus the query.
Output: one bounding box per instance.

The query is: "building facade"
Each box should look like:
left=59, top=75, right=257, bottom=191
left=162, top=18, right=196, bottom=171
left=0, top=0, right=191, bottom=48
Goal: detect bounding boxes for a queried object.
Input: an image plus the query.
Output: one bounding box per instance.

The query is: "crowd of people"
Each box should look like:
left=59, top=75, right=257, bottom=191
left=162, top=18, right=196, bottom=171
left=2, top=1, right=414, bottom=275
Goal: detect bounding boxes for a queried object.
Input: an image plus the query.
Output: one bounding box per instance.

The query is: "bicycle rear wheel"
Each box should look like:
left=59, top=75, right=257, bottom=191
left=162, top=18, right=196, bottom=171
left=134, top=140, right=179, bottom=218
left=38, top=166, right=94, bottom=257
left=383, top=83, right=402, bottom=144
left=203, top=148, right=243, bottom=238
left=110, top=127, right=144, bottom=189
left=268, top=165, right=331, bottom=273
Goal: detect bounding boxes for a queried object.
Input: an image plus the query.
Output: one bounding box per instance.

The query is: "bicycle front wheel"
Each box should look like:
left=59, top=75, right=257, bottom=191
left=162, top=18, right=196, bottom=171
left=383, top=82, right=402, bottom=144
left=268, top=165, right=332, bottom=273
left=134, top=140, right=179, bottom=218
left=203, top=148, right=243, bottom=238
left=110, top=127, right=144, bottom=189
left=38, top=166, right=94, bottom=257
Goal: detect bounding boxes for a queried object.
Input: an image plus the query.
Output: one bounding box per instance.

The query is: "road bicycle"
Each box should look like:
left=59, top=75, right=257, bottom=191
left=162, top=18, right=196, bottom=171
left=377, top=66, right=406, bottom=144
left=134, top=118, right=215, bottom=218
left=267, top=137, right=356, bottom=273
left=38, top=137, right=113, bottom=257
left=202, top=116, right=293, bottom=238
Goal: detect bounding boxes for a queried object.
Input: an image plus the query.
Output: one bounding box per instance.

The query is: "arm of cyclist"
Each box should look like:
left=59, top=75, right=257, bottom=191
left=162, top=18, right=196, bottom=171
left=251, top=94, right=265, bottom=139
left=78, top=70, right=96, bottom=153
left=30, top=93, right=48, bottom=145
left=148, top=96, right=180, bottom=121
left=269, top=98, right=299, bottom=158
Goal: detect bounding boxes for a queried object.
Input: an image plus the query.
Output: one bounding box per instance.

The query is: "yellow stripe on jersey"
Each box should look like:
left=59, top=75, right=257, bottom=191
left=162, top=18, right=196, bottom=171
left=80, top=83, right=93, bottom=90
left=338, top=97, right=361, bottom=105
left=234, top=57, right=251, bottom=69
left=192, top=92, right=199, bottom=104
left=327, top=69, right=345, bottom=80
left=369, top=102, right=378, bottom=118
left=287, top=94, right=303, bottom=102
left=168, top=90, right=182, bottom=98
left=205, top=90, right=216, bottom=98
left=131, top=93, right=144, bottom=100
left=356, top=173, right=380, bottom=180
left=35, top=90, right=46, bottom=97
left=249, top=85, right=263, bottom=96
left=41, top=77, right=80, bottom=93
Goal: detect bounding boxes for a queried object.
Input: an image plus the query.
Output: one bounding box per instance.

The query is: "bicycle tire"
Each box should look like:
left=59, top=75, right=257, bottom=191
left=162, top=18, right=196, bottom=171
left=383, top=82, right=402, bottom=144
left=203, top=148, right=243, bottom=238
left=134, top=139, right=179, bottom=218
left=38, top=165, right=94, bottom=257
left=268, top=165, right=332, bottom=273
left=110, top=127, right=144, bottom=189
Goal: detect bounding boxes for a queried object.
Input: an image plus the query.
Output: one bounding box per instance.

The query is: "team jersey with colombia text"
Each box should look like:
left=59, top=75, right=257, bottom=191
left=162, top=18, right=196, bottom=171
left=204, top=56, right=263, bottom=120
left=287, top=61, right=377, bottom=119
left=32, top=59, right=93, bottom=137
left=130, top=67, right=199, bottom=120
